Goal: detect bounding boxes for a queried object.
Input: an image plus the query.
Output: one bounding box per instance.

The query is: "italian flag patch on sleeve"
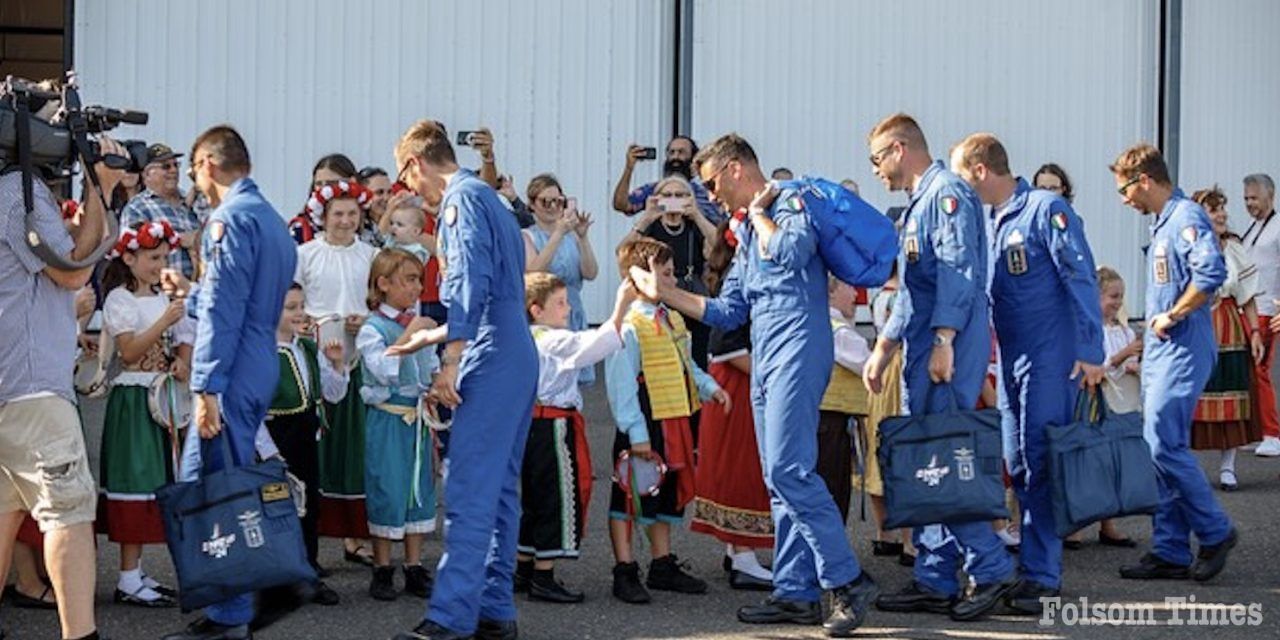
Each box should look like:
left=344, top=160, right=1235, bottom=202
left=787, top=194, right=804, bottom=211
left=1051, top=212, right=1069, bottom=231
left=941, top=196, right=958, bottom=214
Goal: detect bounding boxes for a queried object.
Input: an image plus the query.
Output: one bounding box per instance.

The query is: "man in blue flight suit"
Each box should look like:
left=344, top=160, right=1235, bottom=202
left=161, top=126, right=298, bottom=640
left=950, top=133, right=1106, bottom=613
left=862, top=115, right=1018, bottom=621
left=391, top=120, right=537, bottom=640
left=628, top=133, right=877, bottom=638
left=1110, top=144, right=1238, bottom=582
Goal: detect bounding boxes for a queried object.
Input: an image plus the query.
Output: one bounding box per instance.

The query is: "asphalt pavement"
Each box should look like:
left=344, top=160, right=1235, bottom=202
left=4, top=371, right=1279, bottom=640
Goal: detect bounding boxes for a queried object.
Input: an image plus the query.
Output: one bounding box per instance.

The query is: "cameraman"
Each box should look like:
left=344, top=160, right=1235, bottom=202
left=0, top=136, right=126, bottom=640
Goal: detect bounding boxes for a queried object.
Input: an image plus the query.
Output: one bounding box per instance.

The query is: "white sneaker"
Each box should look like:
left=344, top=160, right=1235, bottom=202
left=1254, top=437, right=1280, bottom=457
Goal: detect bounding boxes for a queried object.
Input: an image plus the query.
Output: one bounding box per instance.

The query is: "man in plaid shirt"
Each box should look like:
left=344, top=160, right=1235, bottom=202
left=120, top=143, right=202, bottom=278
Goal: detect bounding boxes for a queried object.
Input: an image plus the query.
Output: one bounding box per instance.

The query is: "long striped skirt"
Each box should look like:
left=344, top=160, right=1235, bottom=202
left=1192, top=298, right=1262, bottom=450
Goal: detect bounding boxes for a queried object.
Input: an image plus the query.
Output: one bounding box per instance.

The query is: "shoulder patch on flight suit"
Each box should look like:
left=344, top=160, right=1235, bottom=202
left=208, top=221, right=225, bottom=244
left=786, top=194, right=804, bottom=211
left=940, top=196, right=958, bottom=214
left=1180, top=226, right=1198, bottom=243
left=444, top=205, right=458, bottom=227
left=1051, top=212, right=1068, bottom=231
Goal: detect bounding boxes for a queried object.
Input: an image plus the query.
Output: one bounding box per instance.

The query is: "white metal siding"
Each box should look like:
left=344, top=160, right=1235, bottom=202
left=1178, top=0, right=1280, bottom=234
left=691, top=0, right=1161, bottom=314
left=74, top=0, right=673, bottom=323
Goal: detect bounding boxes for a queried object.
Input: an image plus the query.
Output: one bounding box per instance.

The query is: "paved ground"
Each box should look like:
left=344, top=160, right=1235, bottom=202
left=5, top=372, right=1280, bottom=639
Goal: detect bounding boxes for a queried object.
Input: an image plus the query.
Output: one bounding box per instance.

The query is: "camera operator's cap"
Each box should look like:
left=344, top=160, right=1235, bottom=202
left=144, top=143, right=182, bottom=167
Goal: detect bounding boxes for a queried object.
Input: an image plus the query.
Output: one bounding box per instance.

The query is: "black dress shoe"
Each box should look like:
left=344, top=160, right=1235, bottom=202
left=404, top=564, right=434, bottom=598
left=737, top=597, right=822, bottom=625
left=113, top=586, right=176, bottom=608
left=1119, top=553, right=1191, bottom=580
left=392, top=620, right=473, bottom=640
left=312, top=580, right=340, bottom=606
left=872, top=540, right=904, bottom=556
left=528, top=572, right=585, bottom=603
left=612, top=562, right=651, bottom=604
left=825, top=572, right=878, bottom=637
left=4, top=584, right=57, bottom=609
left=1192, top=527, right=1238, bottom=582
left=513, top=560, right=533, bottom=593
left=898, top=552, right=916, bottom=567
left=875, top=581, right=953, bottom=614
left=950, top=576, right=1021, bottom=621
left=474, top=619, right=517, bottom=640
left=1004, top=580, right=1059, bottom=615
left=646, top=554, right=708, bottom=594
left=728, top=569, right=773, bottom=591
left=161, top=617, right=252, bottom=640
left=371, top=565, right=398, bottom=601
left=1062, top=539, right=1083, bottom=550
left=1098, top=533, right=1138, bottom=548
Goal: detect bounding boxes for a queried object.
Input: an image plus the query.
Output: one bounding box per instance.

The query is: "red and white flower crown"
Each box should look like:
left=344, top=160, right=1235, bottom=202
left=305, top=180, right=372, bottom=230
left=109, top=220, right=180, bottom=259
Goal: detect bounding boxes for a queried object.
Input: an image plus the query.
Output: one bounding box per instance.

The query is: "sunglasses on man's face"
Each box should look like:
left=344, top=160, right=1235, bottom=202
left=703, top=163, right=732, bottom=194
left=1117, top=175, right=1142, bottom=197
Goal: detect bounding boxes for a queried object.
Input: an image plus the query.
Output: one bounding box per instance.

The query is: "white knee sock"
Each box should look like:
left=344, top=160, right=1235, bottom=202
left=1220, top=448, right=1237, bottom=473
left=731, top=550, right=773, bottom=581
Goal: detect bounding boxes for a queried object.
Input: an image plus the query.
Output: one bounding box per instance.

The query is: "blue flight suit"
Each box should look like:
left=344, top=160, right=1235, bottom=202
left=989, top=179, right=1104, bottom=590
left=1142, top=189, right=1232, bottom=566
left=702, top=184, right=864, bottom=605
left=187, top=177, right=298, bottom=626
left=425, top=169, right=538, bottom=635
left=882, top=161, right=1014, bottom=596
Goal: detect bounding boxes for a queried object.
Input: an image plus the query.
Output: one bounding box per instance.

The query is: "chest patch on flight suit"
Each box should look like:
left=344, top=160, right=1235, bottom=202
left=444, top=205, right=458, bottom=227
left=208, top=221, right=225, bottom=244
left=1005, top=229, right=1028, bottom=275
left=1153, top=243, right=1170, bottom=285
left=904, top=219, right=920, bottom=263
left=940, top=196, right=958, bottom=215
left=1181, top=226, right=1198, bottom=243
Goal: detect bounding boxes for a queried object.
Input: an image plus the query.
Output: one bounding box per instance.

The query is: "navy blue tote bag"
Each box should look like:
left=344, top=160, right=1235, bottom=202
left=1046, top=390, right=1159, bottom=537
left=877, top=386, right=1008, bottom=529
left=156, top=432, right=315, bottom=611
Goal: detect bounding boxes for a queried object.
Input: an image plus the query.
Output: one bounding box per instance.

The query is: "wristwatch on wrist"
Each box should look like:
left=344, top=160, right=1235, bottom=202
left=932, top=333, right=952, bottom=347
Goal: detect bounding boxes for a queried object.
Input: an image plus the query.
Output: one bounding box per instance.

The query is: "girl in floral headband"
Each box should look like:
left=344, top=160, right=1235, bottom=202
left=293, top=179, right=384, bottom=566
left=99, top=220, right=194, bottom=608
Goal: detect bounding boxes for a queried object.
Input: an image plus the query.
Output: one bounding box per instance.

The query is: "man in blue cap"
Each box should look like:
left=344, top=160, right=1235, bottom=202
left=1110, top=143, right=1237, bottom=582
left=391, top=120, right=536, bottom=640
left=862, top=114, right=1018, bottom=621
left=627, top=133, right=878, bottom=638
left=161, top=125, right=298, bottom=640
left=950, top=132, right=1105, bottom=613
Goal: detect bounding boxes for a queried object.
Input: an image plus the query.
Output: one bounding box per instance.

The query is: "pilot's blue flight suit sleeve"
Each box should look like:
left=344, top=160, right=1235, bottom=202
left=1043, top=203, right=1104, bottom=364
left=191, top=215, right=256, bottom=395
left=442, top=192, right=494, bottom=344
left=928, top=184, right=981, bottom=331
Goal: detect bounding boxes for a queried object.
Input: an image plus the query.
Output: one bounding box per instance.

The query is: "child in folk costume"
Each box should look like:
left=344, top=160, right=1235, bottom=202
left=689, top=219, right=774, bottom=591
left=98, top=221, right=191, bottom=607
left=605, top=238, right=730, bottom=604
left=294, top=179, right=379, bottom=564
left=1190, top=188, right=1266, bottom=491
left=266, top=283, right=351, bottom=605
left=384, top=200, right=445, bottom=324
left=860, top=268, right=915, bottom=566
left=359, top=249, right=440, bottom=601
left=820, top=277, right=872, bottom=524
left=511, top=273, right=633, bottom=603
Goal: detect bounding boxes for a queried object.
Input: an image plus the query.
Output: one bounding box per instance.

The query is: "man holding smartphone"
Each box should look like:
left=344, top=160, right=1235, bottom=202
left=611, top=136, right=726, bottom=224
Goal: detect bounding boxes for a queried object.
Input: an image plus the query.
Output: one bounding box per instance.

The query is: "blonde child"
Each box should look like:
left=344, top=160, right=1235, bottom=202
left=820, top=277, right=871, bottom=523
left=99, top=221, right=192, bottom=607
left=359, top=249, right=439, bottom=601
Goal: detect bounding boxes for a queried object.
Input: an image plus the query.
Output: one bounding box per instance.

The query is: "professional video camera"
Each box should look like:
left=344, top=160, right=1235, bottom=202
left=0, top=74, right=149, bottom=269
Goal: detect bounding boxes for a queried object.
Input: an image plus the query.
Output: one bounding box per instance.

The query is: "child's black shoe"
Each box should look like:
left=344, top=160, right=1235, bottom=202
left=646, top=554, right=708, bottom=594
left=612, top=562, right=651, bottom=604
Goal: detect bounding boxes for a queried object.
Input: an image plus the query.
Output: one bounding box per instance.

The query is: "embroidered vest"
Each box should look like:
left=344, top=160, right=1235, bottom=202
left=820, top=318, right=869, bottom=415
left=626, top=307, right=700, bottom=420
left=366, top=314, right=436, bottom=405
left=269, top=338, right=322, bottom=416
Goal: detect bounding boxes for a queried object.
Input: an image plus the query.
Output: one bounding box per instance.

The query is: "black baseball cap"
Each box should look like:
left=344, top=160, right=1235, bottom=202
left=144, top=143, right=183, bottom=167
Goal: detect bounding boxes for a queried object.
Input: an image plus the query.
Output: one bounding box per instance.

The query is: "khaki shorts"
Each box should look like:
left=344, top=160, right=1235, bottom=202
left=0, top=396, right=97, bottom=532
